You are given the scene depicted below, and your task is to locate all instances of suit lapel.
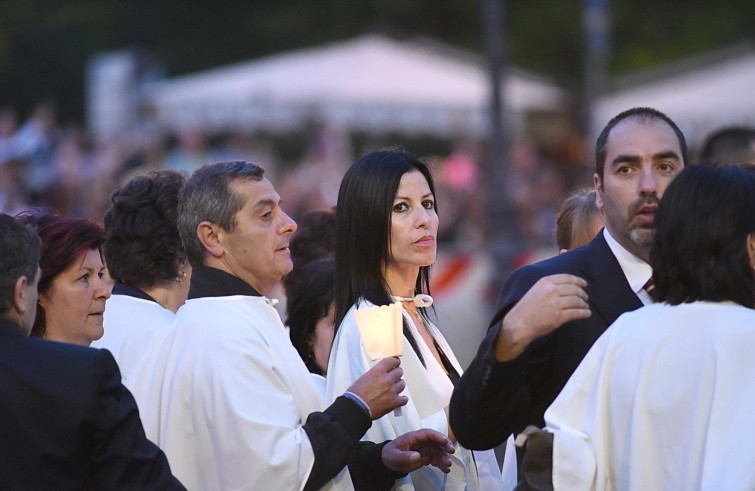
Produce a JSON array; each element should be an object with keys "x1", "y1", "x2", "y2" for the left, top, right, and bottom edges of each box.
[{"x1": 579, "y1": 232, "x2": 644, "y2": 327}]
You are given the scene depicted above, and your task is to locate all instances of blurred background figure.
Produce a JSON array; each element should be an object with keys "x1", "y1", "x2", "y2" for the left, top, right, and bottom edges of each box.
[
  {"x1": 14, "y1": 103, "x2": 59, "y2": 204},
  {"x1": 285, "y1": 258, "x2": 336, "y2": 393},
  {"x1": 283, "y1": 206, "x2": 337, "y2": 392},
  {"x1": 15, "y1": 210, "x2": 111, "y2": 346},
  {"x1": 164, "y1": 125, "x2": 211, "y2": 175},
  {"x1": 555, "y1": 187, "x2": 604, "y2": 253},
  {"x1": 91, "y1": 170, "x2": 189, "y2": 440},
  {"x1": 0, "y1": 108, "x2": 23, "y2": 213},
  {"x1": 434, "y1": 140, "x2": 484, "y2": 246},
  {"x1": 283, "y1": 206, "x2": 336, "y2": 294},
  {"x1": 698, "y1": 126, "x2": 755, "y2": 166}
]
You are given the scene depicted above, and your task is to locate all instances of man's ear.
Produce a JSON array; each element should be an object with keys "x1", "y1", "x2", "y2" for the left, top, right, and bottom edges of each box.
[
  {"x1": 747, "y1": 232, "x2": 755, "y2": 270},
  {"x1": 593, "y1": 174, "x2": 604, "y2": 210},
  {"x1": 196, "y1": 221, "x2": 225, "y2": 259},
  {"x1": 12, "y1": 276, "x2": 31, "y2": 318}
]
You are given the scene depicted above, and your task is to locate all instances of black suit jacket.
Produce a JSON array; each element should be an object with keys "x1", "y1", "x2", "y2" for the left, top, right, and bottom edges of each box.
[
  {"x1": 0, "y1": 319, "x2": 184, "y2": 490},
  {"x1": 450, "y1": 231, "x2": 643, "y2": 450}
]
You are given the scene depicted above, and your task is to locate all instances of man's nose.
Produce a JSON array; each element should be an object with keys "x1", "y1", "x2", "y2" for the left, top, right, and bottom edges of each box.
[
  {"x1": 279, "y1": 212, "x2": 297, "y2": 234},
  {"x1": 639, "y1": 168, "x2": 658, "y2": 194}
]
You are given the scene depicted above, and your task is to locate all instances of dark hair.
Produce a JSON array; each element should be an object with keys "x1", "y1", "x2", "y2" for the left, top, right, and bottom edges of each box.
[
  {"x1": 15, "y1": 210, "x2": 105, "y2": 336},
  {"x1": 555, "y1": 188, "x2": 603, "y2": 250},
  {"x1": 283, "y1": 207, "x2": 337, "y2": 297},
  {"x1": 0, "y1": 214, "x2": 40, "y2": 317},
  {"x1": 335, "y1": 148, "x2": 436, "y2": 365},
  {"x1": 651, "y1": 164, "x2": 755, "y2": 307},
  {"x1": 104, "y1": 170, "x2": 186, "y2": 289},
  {"x1": 178, "y1": 161, "x2": 265, "y2": 266},
  {"x1": 286, "y1": 258, "x2": 335, "y2": 376},
  {"x1": 595, "y1": 107, "x2": 689, "y2": 180},
  {"x1": 698, "y1": 126, "x2": 755, "y2": 165}
]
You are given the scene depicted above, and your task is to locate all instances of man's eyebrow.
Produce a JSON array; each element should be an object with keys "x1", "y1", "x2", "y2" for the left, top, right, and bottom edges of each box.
[
  {"x1": 251, "y1": 198, "x2": 277, "y2": 211},
  {"x1": 610, "y1": 154, "x2": 641, "y2": 167},
  {"x1": 610, "y1": 150, "x2": 680, "y2": 167},
  {"x1": 652, "y1": 151, "x2": 680, "y2": 162}
]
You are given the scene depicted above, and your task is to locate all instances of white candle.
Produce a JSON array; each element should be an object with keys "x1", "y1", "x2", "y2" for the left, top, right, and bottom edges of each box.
[{"x1": 354, "y1": 301, "x2": 404, "y2": 360}]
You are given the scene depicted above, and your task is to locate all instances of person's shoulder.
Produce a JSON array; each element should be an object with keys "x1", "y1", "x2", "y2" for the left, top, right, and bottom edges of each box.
[
  {"x1": 509, "y1": 246, "x2": 589, "y2": 282},
  {"x1": 24, "y1": 338, "x2": 118, "y2": 379},
  {"x1": 515, "y1": 234, "x2": 606, "y2": 278},
  {"x1": 24, "y1": 338, "x2": 121, "y2": 391},
  {"x1": 335, "y1": 302, "x2": 362, "y2": 332},
  {"x1": 26, "y1": 336, "x2": 99, "y2": 358}
]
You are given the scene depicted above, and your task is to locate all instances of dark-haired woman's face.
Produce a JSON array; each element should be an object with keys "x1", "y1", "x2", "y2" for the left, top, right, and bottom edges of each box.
[
  {"x1": 386, "y1": 170, "x2": 438, "y2": 277},
  {"x1": 38, "y1": 248, "x2": 112, "y2": 346}
]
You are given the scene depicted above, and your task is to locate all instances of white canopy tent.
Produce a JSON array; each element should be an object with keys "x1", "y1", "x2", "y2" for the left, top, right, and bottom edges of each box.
[
  {"x1": 145, "y1": 34, "x2": 568, "y2": 137},
  {"x1": 595, "y1": 44, "x2": 755, "y2": 146}
]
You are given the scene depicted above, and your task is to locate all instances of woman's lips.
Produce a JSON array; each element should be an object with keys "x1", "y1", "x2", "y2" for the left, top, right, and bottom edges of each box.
[{"x1": 414, "y1": 236, "x2": 435, "y2": 246}]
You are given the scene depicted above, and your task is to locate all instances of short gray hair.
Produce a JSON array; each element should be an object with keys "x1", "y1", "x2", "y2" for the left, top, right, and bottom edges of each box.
[
  {"x1": 0, "y1": 214, "x2": 40, "y2": 316},
  {"x1": 178, "y1": 161, "x2": 265, "y2": 266}
]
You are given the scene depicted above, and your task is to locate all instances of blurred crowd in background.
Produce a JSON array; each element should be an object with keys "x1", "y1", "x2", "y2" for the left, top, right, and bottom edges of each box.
[{"x1": 0, "y1": 100, "x2": 573, "y2": 262}]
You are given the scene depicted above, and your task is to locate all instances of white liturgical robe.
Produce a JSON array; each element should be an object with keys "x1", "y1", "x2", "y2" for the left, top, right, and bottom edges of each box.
[
  {"x1": 327, "y1": 300, "x2": 503, "y2": 491},
  {"x1": 544, "y1": 301, "x2": 755, "y2": 491},
  {"x1": 158, "y1": 295, "x2": 352, "y2": 491},
  {"x1": 92, "y1": 292, "x2": 175, "y2": 442}
]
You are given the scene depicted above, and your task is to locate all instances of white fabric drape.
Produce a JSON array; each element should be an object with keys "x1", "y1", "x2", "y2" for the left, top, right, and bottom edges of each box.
[
  {"x1": 327, "y1": 299, "x2": 503, "y2": 490},
  {"x1": 159, "y1": 296, "x2": 352, "y2": 491},
  {"x1": 545, "y1": 302, "x2": 755, "y2": 491}
]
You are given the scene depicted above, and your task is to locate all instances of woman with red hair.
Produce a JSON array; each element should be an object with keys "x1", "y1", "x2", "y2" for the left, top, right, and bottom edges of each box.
[{"x1": 16, "y1": 210, "x2": 111, "y2": 345}]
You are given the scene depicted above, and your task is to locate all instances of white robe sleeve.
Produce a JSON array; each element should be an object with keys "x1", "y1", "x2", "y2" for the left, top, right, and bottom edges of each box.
[{"x1": 543, "y1": 324, "x2": 620, "y2": 491}]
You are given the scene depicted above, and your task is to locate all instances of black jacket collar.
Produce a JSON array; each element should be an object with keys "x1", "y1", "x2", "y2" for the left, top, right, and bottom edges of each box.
[
  {"x1": 188, "y1": 265, "x2": 262, "y2": 300},
  {"x1": 112, "y1": 282, "x2": 157, "y2": 303},
  {"x1": 0, "y1": 319, "x2": 26, "y2": 338}
]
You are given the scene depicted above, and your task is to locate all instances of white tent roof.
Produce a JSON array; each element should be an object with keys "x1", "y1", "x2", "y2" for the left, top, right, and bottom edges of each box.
[
  {"x1": 146, "y1": 34, "x2": 568, "y2": 136},
  {"x1": 595, "y1": 45, "x2": 755, "y2": 145}
]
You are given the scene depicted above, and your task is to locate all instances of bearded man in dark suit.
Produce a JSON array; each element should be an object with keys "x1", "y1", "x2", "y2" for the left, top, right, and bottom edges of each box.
[{"x1": 450, "y1": 107, "x2": 689, "y2": 453}]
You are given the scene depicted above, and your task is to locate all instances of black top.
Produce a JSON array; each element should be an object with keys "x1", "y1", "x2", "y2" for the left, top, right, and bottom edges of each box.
[
  {"x1": 113, "y1": 281, "x2": 157, "y2": 302},
  {"x1": 188, "y1": 265, "x2": 261, "y2": 299},
  {"x1": 0, "y1": 319, "x2": 184, "y2": 490},
  {"x1": 189, "y1": 265, "x2": 404, "y2": 490}
]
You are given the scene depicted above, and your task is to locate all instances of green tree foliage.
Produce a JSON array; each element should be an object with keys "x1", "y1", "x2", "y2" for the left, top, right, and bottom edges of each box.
[{"x1": 0, "y1": 0, "x2": 753, "y2": 121}]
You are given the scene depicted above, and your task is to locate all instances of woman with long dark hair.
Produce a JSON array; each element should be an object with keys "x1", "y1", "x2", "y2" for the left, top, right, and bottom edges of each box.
[{"x1": 326, "y1": 149, "x2": 502, "y2": 490}]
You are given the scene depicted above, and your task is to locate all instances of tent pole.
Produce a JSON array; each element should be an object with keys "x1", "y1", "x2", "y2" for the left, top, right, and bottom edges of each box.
[{"x1": 482, "y1": 0, "x2": 518, "y2": 300}]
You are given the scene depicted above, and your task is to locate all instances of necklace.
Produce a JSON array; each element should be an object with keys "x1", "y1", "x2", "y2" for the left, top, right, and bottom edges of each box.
[
  {"x1": 390, "y1": 294, "x2": 433, "y2": 308},
  {"x1": 400, "y1": 301, "x2": 431, "y2": 334}
]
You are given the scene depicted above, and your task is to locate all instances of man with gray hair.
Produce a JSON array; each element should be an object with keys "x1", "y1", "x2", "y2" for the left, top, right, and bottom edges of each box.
[{"x1": 158, "y1": 161, "x2": 454, "y2": 490}]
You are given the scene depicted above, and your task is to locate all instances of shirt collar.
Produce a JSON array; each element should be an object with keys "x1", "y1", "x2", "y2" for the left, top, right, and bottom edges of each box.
[
  {"x1": 602, "y1": 228, "x2": 653, "y2": 303},
  {"x1": 188, "y1": 265, "x2": 262, "y2": 300},
  {"x1": 112, "y1": 282, "x2": 157, "y2": 303}
]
